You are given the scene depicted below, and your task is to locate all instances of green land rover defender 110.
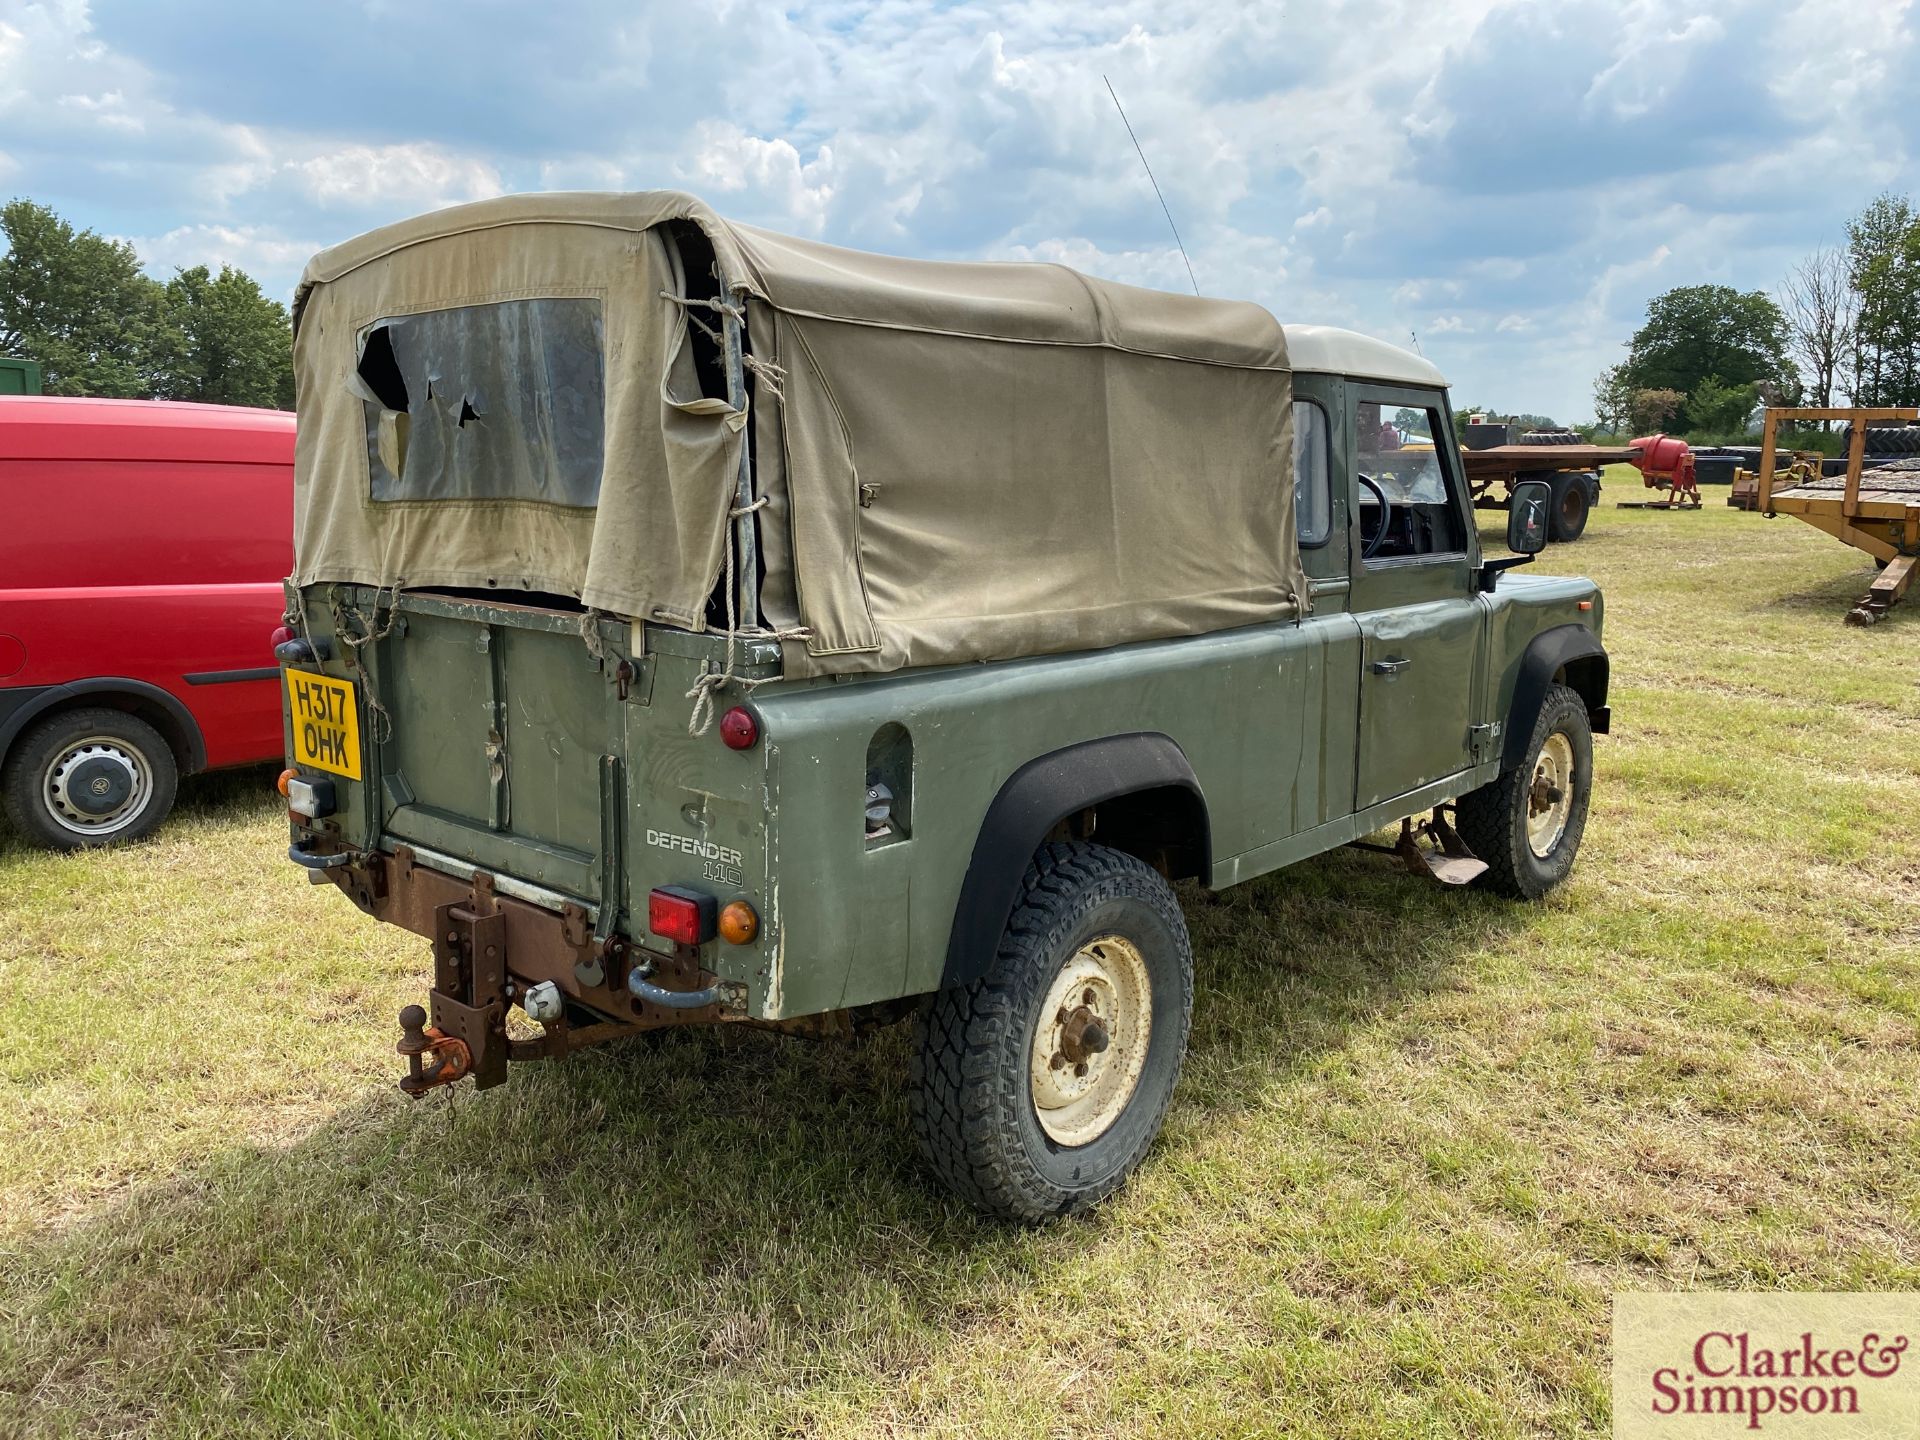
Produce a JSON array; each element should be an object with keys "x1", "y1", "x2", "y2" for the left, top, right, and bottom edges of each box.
[{"x1": 278, "y1": 192, "x2": 1607, "y2": 1221}]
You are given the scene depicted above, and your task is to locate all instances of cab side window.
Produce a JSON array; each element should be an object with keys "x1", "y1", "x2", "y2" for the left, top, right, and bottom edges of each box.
[
  {"x1": 1294, "y1": 399, "x2": 1331, "y2": 547},
  {"x1": 1355, "y1": 402, "x2": 1465, "y2": 561}
]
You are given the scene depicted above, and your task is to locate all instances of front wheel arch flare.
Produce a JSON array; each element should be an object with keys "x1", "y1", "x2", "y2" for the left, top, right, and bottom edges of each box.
[
  {"x1": 942, "y1": 733, "x2": 1210, "y2": 992},
  {"x1": 1501, "y1": 624, "x2": 1607, "y2": 772}
]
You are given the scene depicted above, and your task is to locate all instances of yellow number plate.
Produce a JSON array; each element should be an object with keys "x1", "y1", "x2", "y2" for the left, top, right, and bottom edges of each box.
[{"x1": 285, "y1": 669, "x2": 362, "y2": 780}]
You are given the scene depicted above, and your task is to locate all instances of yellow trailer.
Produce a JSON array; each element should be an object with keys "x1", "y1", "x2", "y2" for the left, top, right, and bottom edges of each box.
[{"x1": 1752, "y1": 406, "x2": 1920, "y2": 624}]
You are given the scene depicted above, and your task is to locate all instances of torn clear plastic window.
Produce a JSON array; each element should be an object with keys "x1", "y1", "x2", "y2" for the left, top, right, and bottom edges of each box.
[{"x1": 356, "y1": 297, "x2": 605, "y2": 506}]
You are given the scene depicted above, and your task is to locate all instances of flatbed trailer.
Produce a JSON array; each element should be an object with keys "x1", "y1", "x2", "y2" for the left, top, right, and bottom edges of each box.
[
  {"x1": 1459, "y1": 444, "x2": 1641, "y2": 543},
  {"x1": 1460, "y1": 444, "x2": 1640, "y2": 483},
  {"x1": 1753, "y1": 405, "x2": 1920, "y2": 624}
]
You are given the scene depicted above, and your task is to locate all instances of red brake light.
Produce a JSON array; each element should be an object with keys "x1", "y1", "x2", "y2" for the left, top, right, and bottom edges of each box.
[
  {"x1": 270, "y1": 625, "x2": 293, "y2": 654},
  {"x1": 648, "y1": 886, "x2": 717, "y2": 946},
  {"x1": 719, "y1": 706, "x2": 759, "y2": 750}
]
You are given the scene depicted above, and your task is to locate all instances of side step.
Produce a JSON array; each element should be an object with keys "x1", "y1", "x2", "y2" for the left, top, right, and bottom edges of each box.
[{"x1": 1351, "y1": 809, "x2": 1489, "y2": 887}]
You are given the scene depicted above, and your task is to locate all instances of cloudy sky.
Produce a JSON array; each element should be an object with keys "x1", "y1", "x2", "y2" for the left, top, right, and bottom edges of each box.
[{"x1": 1, "y1": 0, "x2": 1914, "y2": 419}]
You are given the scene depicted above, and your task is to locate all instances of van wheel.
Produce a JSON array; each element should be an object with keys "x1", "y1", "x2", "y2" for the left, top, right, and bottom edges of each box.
[
  {"x1": 2, "y1": 708, "x2": 178, "y2": 850},
  {"x1": 910, "y1": 841, "x2": 1193, "y2": 1222},
  {"x1": 1454, "y1": 683, "x2": 1592, "y2": 900}
]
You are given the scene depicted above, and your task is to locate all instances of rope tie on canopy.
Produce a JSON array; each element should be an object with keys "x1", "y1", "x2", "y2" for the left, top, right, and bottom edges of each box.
[
  {"x1": 659, "y1": 291, "x2": 787, "y2": 401},
  {"x1": 329, "y1": 582, "x2": 401, "y2": 744},
  {"x1": 684, "y1": 496, "x2": 812, "y2": 737}
]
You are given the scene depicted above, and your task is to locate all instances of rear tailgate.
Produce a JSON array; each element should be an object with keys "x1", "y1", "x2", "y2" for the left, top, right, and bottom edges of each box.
[{"x1": 371, "y1": 592, "x2": 617, "y2": 903}]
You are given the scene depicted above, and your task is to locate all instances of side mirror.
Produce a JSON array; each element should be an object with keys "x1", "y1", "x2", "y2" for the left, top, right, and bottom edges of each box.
[{"x1": 1507, "y1": 479, "x2": 1550, "y2": 555}]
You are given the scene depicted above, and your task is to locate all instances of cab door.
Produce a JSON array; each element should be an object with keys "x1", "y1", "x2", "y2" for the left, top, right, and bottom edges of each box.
[{"x1": 1346, "y1": 385, "x2": 1485, "y2": 812}]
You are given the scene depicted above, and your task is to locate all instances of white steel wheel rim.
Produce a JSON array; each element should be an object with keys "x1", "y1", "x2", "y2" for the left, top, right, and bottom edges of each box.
[
  {"x1": 1029, "y1": 935, "x2": 1153, "y2": 1147},
  {"x1": 1527, "y1": 732, "x2": 1575, "y2": 858},
  {"x1": 41, "y1": 735, "x2": 152, "y2": 837}
]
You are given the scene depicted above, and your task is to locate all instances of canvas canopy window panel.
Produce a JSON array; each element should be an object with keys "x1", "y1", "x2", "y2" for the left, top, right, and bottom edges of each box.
[{"x1": 292, "y1": 191, "x2": 1306, "y2": 675}]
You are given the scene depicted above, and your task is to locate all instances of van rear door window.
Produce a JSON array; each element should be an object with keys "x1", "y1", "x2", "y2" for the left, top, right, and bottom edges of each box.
[{"x1": 357, "y1": 297, "x2": 605, "y2": 507}]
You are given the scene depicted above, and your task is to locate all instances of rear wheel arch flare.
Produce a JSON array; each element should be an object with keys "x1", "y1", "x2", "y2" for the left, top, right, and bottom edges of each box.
[{"x1": 943, "y1": 732, "x2": 1210, "y2": 991}]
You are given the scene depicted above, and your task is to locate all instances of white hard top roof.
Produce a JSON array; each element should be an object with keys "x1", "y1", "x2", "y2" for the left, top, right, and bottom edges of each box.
[{"x1": 1283, "y1": 325, "x2": 1448, "y2": 389}]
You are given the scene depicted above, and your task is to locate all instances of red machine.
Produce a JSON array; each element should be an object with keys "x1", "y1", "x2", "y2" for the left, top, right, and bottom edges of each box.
[
  {"x1": 0, "y1": 396, "x2": 295, "y2": 847},
  {"x1": 1629, "y1": 432, "x2": 1699, "y2": 507}
]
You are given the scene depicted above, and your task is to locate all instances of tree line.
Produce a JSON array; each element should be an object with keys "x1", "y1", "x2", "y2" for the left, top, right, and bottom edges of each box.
[
  {"x1": 0, "y1": 199, "x2": 294, "y2": 409},
  {"x1": 1592, "y1": 191, "x2": 1920, "y2": 437}
]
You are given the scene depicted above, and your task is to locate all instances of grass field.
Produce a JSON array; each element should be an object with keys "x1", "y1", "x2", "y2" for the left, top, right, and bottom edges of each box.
[{"x1": 3, "y1": 484, "x2": 1917, "y2": 1438}]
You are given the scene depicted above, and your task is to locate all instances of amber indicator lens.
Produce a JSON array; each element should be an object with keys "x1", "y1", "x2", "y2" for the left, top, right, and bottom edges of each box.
[
  {"x1": 719, "y1": 900, "x2": 758, "y2": 944},
  {"x1": 719, "y1": 706, "x2": 759, "y2": 750},
  {"x1": 275, "y1": 767, "x2": 298, "y2": 797}
]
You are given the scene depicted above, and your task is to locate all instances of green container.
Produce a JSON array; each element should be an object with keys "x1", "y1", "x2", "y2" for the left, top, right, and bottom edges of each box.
[{"x1": 0, "y1": 358, "x2": 42, "y2": 395}]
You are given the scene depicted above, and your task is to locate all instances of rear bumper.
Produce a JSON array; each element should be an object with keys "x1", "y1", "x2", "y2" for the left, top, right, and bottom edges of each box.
[{"x1": 299, "y1": 839, "x2": 746, "y2": 1091}]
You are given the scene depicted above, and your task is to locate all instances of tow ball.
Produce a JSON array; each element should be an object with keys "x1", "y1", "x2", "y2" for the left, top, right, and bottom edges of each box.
[{"x1": 396, "y1": 1004, "x2": 473, "y2": 1097}]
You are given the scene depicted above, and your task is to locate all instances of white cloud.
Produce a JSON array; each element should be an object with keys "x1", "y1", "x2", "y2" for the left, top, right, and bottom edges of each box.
[
  {"x1": 682, "y1": 123, "x2": 836, "y2": 232},
  {"x1": 120, "y1": 222, "x2": 323, "y2": 282},
  {"x1": 282, "y1": 144, "x2": 504, "y2": 211}
]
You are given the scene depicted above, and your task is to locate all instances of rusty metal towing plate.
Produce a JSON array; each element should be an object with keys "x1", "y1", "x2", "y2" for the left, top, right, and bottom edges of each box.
[{"x1": 430, "y1": 899, "x2": 508, "y2": 1089}]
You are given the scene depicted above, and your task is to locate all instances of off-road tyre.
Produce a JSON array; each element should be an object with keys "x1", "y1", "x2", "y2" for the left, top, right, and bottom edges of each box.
[
  {"x1": 1547, "y1": 471, "x2": 1592, "y2": 542},
  {"x1": 1, "y1": 707, "x2": 179, "y2": 850},
  {"x1": 1455, "y1": 683, "x2": 1592, "y2": 901},
  {"x1": 1840, "y1": 424, "x2": 1920, "y2": 458},
  {"x1": 910, "y1": 841, "x2": 1194, "y2": 1223}
]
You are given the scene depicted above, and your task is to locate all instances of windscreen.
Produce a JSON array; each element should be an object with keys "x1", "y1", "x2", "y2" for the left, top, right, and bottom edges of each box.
[{"x1": 356, "y1": 297, "x2": 605, "y2": 507}]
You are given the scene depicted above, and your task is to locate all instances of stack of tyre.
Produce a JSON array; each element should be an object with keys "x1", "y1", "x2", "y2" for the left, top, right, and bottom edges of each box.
[
  {"x1": 1813, "y1": 425, "x2": 1920, "y2": 478},
  {"x1": 1837, "y1": 423, "x2": 1920, "y2": 458}
]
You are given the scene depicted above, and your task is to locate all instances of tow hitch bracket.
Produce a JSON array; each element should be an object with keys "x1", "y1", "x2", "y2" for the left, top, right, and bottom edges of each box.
[{"x1": 398, "y1": 897, "x2": 511, "y2": 1094}]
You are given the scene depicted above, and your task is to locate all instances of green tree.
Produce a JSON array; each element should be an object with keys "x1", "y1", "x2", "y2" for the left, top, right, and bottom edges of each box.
[
  {"x1": 1591, "y1": 364, "x2": 1633, "y2": 433},
  {"x1": 156, "y1": 265, "x2": 294, "y2": 409},
  {"x1": 1845, "y1": 192, "x2": 1920, "y2": 406},
  {"x1": 1686, "y1": 375, "x2": 1759, "y2": 435},
  {"x1": 0, "y1": 199, "x2": 169, "y2": 395},
  {"x1": 1619, "y1": 284, "x2": 1794, "y2": 425}
]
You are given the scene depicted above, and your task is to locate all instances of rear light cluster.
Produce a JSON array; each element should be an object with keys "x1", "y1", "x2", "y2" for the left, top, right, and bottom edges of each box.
[
  {"x1": 286, "y1": 776, "x2": 337, "y2": 819},
  {"x1": 270, "y1": 623, "x2": 328, "y2": 664},
  {"x1": 648, "y1": 886, "x2": 758, "y2": 947},
  {"x1": 277, "y1": 768, "x2": 336, "y2": 819},
  {"x1": 718, "y1": 900, "x2": 758, "y2": 944},
  {"x1": 719, "y1": 706, "x2": 758, "y2": 750},
  {"x1": 648, "y1": 886, "x2": 717, "y2": 945}
]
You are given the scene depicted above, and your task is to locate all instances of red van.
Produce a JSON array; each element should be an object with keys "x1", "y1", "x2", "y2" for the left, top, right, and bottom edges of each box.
[{"x1": 0, "y1": 396, "x2": 294, "y2": 848}]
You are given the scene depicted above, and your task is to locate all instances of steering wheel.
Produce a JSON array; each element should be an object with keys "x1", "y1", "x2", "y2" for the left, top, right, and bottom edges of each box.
[{"x1": 1355, "y1": 473, "x2": 1390, "y2": 560}]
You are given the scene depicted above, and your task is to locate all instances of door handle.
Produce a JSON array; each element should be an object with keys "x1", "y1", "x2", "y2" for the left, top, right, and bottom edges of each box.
[{"x1": 1371, "y1": 657, "x2": 1411, "y2": 675}]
